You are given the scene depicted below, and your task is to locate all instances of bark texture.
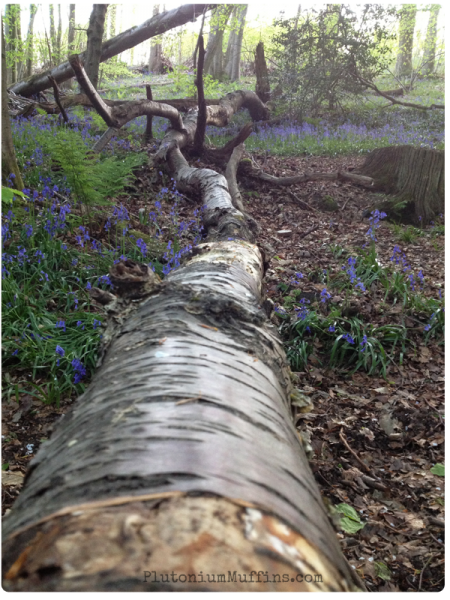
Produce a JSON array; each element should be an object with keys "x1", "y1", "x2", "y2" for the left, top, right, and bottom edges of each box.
[
  {"x1": 85, "y1": 4, "x2": 108, "y2": 90},
  {"x1": 254, "y1": 41, "x2": 270, "y2": 103},
  {"x1": 358, "y1": 145, "x2": 444, "y2": 224},
  {"x1": 2, "y1": 73, "x2": 360, "y2": 592},
  {"x1": 9, "y1": 4, "x2": 209, "y2": 97}
]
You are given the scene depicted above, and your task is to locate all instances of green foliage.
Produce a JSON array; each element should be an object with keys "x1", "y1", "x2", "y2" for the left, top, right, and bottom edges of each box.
[
  {"x1": 270, "y1": 5, "x2": 397, "y2": 119},
  {"x1": 336, "y1": 503, "x2": 365, "y2": 533},
  {"x1": 51, "y1": 130, "x2": 146, "y2": 208},
  {"x1": 430, "y1": 463, "x2": 445, "y2": 477},
  {"x1": 99, "y1": 59, "x2": 133, "y2": 83}
]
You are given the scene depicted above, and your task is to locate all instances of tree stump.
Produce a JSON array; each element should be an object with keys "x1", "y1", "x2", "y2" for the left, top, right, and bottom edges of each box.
[{"x1": 358, "y1": 145, "x2": 444, "y2": 224}]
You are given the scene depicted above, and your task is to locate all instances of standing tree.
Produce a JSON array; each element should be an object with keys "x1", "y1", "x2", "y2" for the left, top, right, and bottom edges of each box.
[
  {"x1": 49, "y1": 4, "x2": 56, "y2": 66},
  {"x1": 56, "y1": 4, "x2": 62, "y2": 64},
  {"x1": 2, "y1": 18, "x2": 24, "y2": 189},
  {"x1": 25, "y1": 4, "x2": 38, "y2": 77},
  {"x1": 84, "y1": 4, "x2": 109, "y2": 90},
  {"x1": 68, "y1": 4, "x2": 76, "y2": 53},
  {"x1": 395, "y1": 4, "x2": 417, "y2": 79},
  {"x1": 4, "y1": 4, "x2": 23, "y2": 84},
  {"x1": 10, "y1": 4, "x2": 210, "y2": 97},
  {"x1": 148, "y1": 5, "x2": 163, "y2": 73},
  {"x1": 224, "y1": 4, "x2": 248, "y2": 81},
  {"x1": 203, "y1": 4, "x2": 233, "y2": 78},
  {"x1": 422, "y1": 4, "x2": 440, "y2": 76},
  {"x1": 109, "y1": 3, "x2": 117, "y2": 62}
]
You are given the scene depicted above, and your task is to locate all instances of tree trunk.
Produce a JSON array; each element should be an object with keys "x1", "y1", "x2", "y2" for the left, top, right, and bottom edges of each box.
[
  {"x1": 85, "y1": 4, "x2": 108, "y2": 90},
  {"x1": 395, "y1": 5, "x2": 417, "y2": 79},
  {"x1": 225, "y1": 3, "x2": 248, "y2": 81},
  {"x1": 49, "y1": 4, "x2": 55, "y2": 66},
  {"x1": 203, "y1": 5, "x2": 233, "y2": 78},
  {"x1": 68, "y1": 4, "x2": 76, "y2": 52},
  {"x1": 422, "y1": 5, "x2": 440, "y2": 76},
  {"x1": 148, "y1": 5, "x2": 163, "y2": 73},
  {"x1": 2, "y1": 18, "x2": 24, "y2": 189},
  {"x1": 4, "y1": 4, "x2": 21, "y2": 85},
  {"x1": 358, "y1": 146, "x2": 444, "y2": 225},
  {"x1": 254, "y1": 41, "x2": 270, "y2": 103},
  {"x1": 56, "y1": 4, "x2": 62, "y2": 65},
  {"x1": 9, "y1": 4, "x2": 209, "y2": 97},
  {"x1": 25, "y1": 4, "x2": 38, "y2": 78},
  {"x1": 294, "y1": 4, "x2": 301, "y2": 31},
  {"x1": 2, "y1": 65, "x2": 360, "y2": 591},
  {"x1": 225, "y1": 5, "x2": 247, "y2": 82}
]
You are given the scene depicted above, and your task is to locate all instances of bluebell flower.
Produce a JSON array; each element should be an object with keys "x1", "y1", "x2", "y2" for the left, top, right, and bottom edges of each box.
[
  {"x1": 328, "y1": 325, "x2": 336, "y2": 332},
  {"x1": 342, "y1": 333, "x2": 355, "y2": 344},
  {"x1": 55, "y1": 320, "x2": 66, "y2": 332}
]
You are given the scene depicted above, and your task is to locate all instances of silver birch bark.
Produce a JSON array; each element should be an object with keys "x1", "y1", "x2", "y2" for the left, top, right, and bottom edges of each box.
[{"x1": 2, "y1": 63, "x2": 361, "y2": 592}]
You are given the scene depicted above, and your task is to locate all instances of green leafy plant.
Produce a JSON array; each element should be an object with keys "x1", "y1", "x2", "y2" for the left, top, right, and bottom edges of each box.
[
  {"x1": 335, "y1": 503, "x2": 365, "y2": 533},
  {"x1": 430, "y1": 463, "x2": 445, "y2": 477}
]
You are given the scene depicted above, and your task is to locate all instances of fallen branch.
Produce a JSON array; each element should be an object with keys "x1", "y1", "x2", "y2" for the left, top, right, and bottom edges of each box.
[
  {"x1": 288, "y1": 191, "x2": 320, "y2": 213},
  {"x1": 242, "y1": 164, "x2": 374, "y2": 188},
  {"x1": 225, "y1": 144, "x2": 246, "y2": 212},
  {"x1": 47, "y1": 76, "x2": 69, "y2": 122},
  {"x1": 354, "y1": 73, "x2": 444, "y2": 111}
]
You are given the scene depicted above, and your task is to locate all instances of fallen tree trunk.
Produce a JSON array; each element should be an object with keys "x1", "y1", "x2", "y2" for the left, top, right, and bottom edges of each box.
[
  {"x1": 2, "y1": 62, "x2": 362, "y2": 593},
  {"x1": 8, "y1": 4, "x2": 209, "y2": 97}
]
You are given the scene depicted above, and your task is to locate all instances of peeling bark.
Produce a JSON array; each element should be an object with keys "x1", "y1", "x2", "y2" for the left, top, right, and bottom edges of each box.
[{"x1": 2, "y1": 66, "x2": 362, "y2": 593}]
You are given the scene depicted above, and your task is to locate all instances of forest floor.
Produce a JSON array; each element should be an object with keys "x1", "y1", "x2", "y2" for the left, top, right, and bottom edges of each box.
[{"x1": 2, "y1": 150, "x2": 444, "y2": 592}]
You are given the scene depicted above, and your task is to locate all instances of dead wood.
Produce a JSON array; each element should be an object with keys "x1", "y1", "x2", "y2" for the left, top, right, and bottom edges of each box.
[
  {"x1": 145, "y1": 84, "x2": 153, "y2": 142},
  {"x1": 47, "y1": 76, "x2": 68, "y2": 122},
  {"x1": 254, "y1": 41, "x2": 270, "y2": 103},
  {"x1": 354, "y1": 73, "x2": 444, "y2": 111},
  {"x1": 9, "y1": 4, "x2": 210, "y2": 97},
  {"x1": 192, "y1": 35, "x2": 206, "y2": 155},
  {"x1": 225, "y1": 143, "x2": 246, "y2": 212},
  {"x1": 2, "y1": 60, "x2": 362, "y2": 594},
  {"x1": 357, "y1": 145, "x2": 444, "y2": 224},
  {"x1": 240, "y1": 162, "x2": 374, "y2": 188}
]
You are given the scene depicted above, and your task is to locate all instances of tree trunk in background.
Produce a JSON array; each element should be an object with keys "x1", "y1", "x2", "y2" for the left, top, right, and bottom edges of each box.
[
  {"x1": 10, "y1": 4, "x2": 209, "y2": 97},
  {"x1": 49, "y1": 4, "x2": 56, "y2": 65},
  {"x1": 4, "y1": 4, "x2": 21, "y2": 85},
  {"x1": 204, "y1": 5, "x2": 233, "y2": 78},
  {"x1": 2, "y1": 19, "x2": 24, "y2": 189},
  {"x1": 358, "y1": 146, "x2": 444, "y2": 225},
  {"x1": 4, "y1": 5, "x2": 12, "y2": 85},
  {"x1": 68, "y1": 4, "x2": 76, "y2": 52},
  {"x1": 148, "y1": 5, "x2": 163, "y2": 73},
  {"x1": 85, "y1": 4, "x2": 109, "y2": 90},
  {"x1": 395, "y1": 4, "x2": 416, "y2": 79},
  {"x1": 225, "y1": 5, "x2": 247, "y2": 82},
  {"x1": 108, "y1": 4, "x2": 117, "y2": 62},
  {"x1": 422, "y1": 5, "x2": 440, "y2": 76},
  {"x1": 25, "y1": 4, "x2": 38, "y2": 77},
  {"x1": 56, "y1": 4, "x2": 62, "y2": 64},
  {"x1": 254, "y1": 41, "x2": 270, "y2": 103},
  {"x1": 294, "y1": 4, "x2": 301, "y2": 30}
]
